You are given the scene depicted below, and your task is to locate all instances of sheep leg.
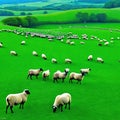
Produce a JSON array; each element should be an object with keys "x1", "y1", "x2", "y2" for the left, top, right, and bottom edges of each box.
[
  {"x1": 36, "y1": 74, "x2": 39, "y2": 79},
  {"x1": 68, "y1": 102, "x2": 70, "y2": 110},
  {"x1": 30, "y1": 75, "x2": 32, "y2": 80},
  {"x1": 6, "y1": 105, "x2": 10, "y2": 114},
  {"x1": 65, "y1": 103, "x2": 67, "y2": 109},
  {"x1": 62, "y1": 78, "x2": 64, "y2": 83},
  {"x1": 27, "y1": 74, "x2": 30, "y2": 79},
  {"x1": 60, "y1": 105, "x2": 63, "y2": 112},
  {"x1": 10, "y1": 106, "x2": 14, "y2": 113}
]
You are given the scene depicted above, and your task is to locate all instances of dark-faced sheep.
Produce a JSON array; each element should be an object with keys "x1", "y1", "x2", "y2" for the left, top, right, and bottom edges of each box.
[
  {"x1": 6, "y1": 89, "x2": 30, "y2": 113},
  {"x1": 52, "y1": 93, "x2": 71, "y2": 112}
]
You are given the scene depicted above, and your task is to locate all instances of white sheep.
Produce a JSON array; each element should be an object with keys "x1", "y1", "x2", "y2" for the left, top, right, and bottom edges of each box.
[
  {"x1": 97, "y1": 57, "x2": 104, "y2": 63},
  {"x1": 42, "y1": 69, "x2": 50, "y2": 80},
  {"x1": 52, "y1": 93, "x2": 71, "y2": 112},
  {"x1": 51, "y1": 58, "x2": 57, "y2": 63},
  {"x1": 69, "y1": 72, "x2": 85, "y2": 84},
  {"x1": 88, "y1": 55, "x2": 93, "y2": 61},
  {"x1": 27, "y1": 68, "x2": 43, "y2": 79},
  {"x1": 0, "y1": 42, "x2": 3, "y2": 47},
  {"x1": 104, "y1": 41, "x2": 109, "y2": 46},
  {"x1": 10, "y1": 51, "x2": 18, "y2": 56},
  {"x1": 6, "y1": 89, "x2": 30, "y2": 113},
  {"x1": 41, "y1": 54, "x2": 47, "y2": 60},
  {"x1": 70, "y1": 41, "x2": 75, "y2": 45},
  {"x1": 65, "y1": 58, "x2": 72, "y2": 64},
  {"x1": 21, "y1": 41, "x2": 26, "y2": 45},
  {"x1": 80, "y1": 68, "x2": 91, "y2": 74},
  {"x1": 32, "y1": 51, "x2": 38, "y2": 56},
  {"x1": 53, "y1": 68, "x2": 70, "y2": 83}
]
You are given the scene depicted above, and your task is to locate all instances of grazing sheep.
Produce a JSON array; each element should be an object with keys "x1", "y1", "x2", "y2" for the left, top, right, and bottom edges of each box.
[
  {"x1": 80, "y1": 68, "x2": 91, "y2": 74},
  {"x1": 88, "y1": 55, "x2": 93, "y2": 61},
  {"x1": 41, "y1": 54, "x2": 47, "y2": 60},
  {"x1": 10, "y1": 51, "x2": 18, "y2": 56},
  {"x1": 6, "y1": 89, "x2": 30, "y2": 113},
  {"x1": 32, "y1": 51, "x2": 38, "y2": 56},
  {"x1": 27, "y1": 68, "x2": 43, "y2": 79},
  {"x1": 42, "y1": 69, "x2": 50, "y2": 80},
  {"x1": 65, "y1": 58, "x2": 72, "y2": 64},
  {"x1": 97, "y1": 57, "x2": 104, "y2": 63},
  {"x1": 21, "y1": 41, "x2": 26, "y2": 45},
  {"x1": 52, "y1": 93, "x2": 71, "y2": 112},
  {"x1": 53, "y1": 68, "x2": 69, "y2": 83},
  {"x1": 70, "y1": 41, "x2": 75, "y2": 45},
  {"x1": 51, "y1": 58, "x2": 57, "y2": 63},
  {"x1": 69, "y1": 72, "x2": 85, "y2": 84}
]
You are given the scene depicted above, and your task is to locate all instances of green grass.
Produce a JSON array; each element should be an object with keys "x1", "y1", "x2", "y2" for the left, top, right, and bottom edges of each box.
[
  {"x1": 0, "y1": 23, "x2": 120, "y2": 120},
  {"x1": 34, "y1": 8, "x2": 120, "y2": 23}
]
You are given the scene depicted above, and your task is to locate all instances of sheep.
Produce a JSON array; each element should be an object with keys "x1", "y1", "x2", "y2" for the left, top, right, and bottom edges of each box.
[
  {"x1": 88, "y1": 55, "x2": 93, "y2": 61},
  {"x1": 0, "y1": 42, "x2": 3, "y2": 47},
  {"x1": 42, "y1": 69, "x2": 50, "y2": 80},
  {"x1": 27, "y1": 68, "x2": 43, "y2": 79},
  {"x1": 104, "y1": 41, "x2": 109, "y2": 46},
  {"x1": 10, "y1": 51, "x2": 18, "y2": 56},
  {"x1": 32, "y1": 51, "x2": 38, "y2": 56},
  {"x1": 69, "y1": 72, "x2": 85, "y2": 84},
  {"x1": 51, "y1": 58, "x2": 57, "y2": 63},
  {"x1": 21, "y1": 41, "x2": 26, "y2": 45},
  {"x1": 6, "y1": 89, "x2": 30, "y2": 113},
  {"x1": 53, "y1": 68, "x2": 69, "y2": 83},
  {"x1": 70, "y1": 41, "x2": 75, "y2": 45},
  {"x1": 52, "y1": 93, "x2": 71, "y2": 112},
  {"x1": 97, "y1": 57, "x2": 104, "y2": 63},
  {"x1": 65, "y1": 58, "x2": 72, "y2": 64},
  {"x1": 41, "y1": 54, "x2": 47, "y2": 60},
  {"x1": 80, "y1": 68, "x2": 91, "y2": 74}
]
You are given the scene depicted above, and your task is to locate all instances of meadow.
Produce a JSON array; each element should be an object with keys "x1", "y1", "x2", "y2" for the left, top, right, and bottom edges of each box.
[{"x1": 0, "y1": 22, "x2": 120, "y2": 120}]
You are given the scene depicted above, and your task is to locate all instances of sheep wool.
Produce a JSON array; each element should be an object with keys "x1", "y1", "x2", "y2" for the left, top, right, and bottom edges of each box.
[
  {"x1": 53, "y1": 93, "x2": 71, "y2": 112},
  {"x1": 6, "y1": 89, "x2": 30, "y2": 113}
]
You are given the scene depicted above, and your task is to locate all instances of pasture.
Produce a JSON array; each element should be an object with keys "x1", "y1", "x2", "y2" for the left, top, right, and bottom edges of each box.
[{"x1": 0, "y1": 23, "x2": 120, "y2": 120}]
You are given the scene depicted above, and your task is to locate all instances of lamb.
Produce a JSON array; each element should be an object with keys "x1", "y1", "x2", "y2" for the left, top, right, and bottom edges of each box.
[
  {"x1": 69, "y1": 72, "x2": 85, "y2": 84},
  {"x1": 80, "y1": 68, "x2": 91, "y2": 74},
  {"x1": 52, "y1": 93, "x2": 71, "y2": 112},
  {"x1": 27, "y1": 68, "x2": 43, "y2": 79},
  {"x1": 10, "y1": 50, "x2": 18, "y2": 56},
  {"x1": 42, "y1": 69, "x2": 50, "y2": 80},
  {"x1": 53, "y1": 68, "x2": 70, "y2": 83},
  {"x1": 41, "y1": 54, "x2": 47, "y2": 60},
  {"x1": 51, "y1": 58, "x2": 57, "y2": 63},
  {"x1": 97, "y1": 57, "x2": 104, "y2": 63},
  {"x1": 6, "y1": 89, "x2": 30, "y2": 113},
  {"x1": 32, "y1": 51, "x2": 38, "y2": 56},
  {"x1": 88, "y1": 55, "x2": 93, "y2": 61},
  {"x1": 65, "y1": 58, "x2": 72, "y2": 64}
]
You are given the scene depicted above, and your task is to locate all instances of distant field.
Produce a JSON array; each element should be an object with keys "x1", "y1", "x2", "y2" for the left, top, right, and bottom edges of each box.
[{"x1": 0, "y1": 22, "x2": 120, "y2": 120}]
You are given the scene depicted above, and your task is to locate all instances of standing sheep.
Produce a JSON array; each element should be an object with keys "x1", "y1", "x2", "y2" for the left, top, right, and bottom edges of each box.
[
  {"x1": 53, "y1": 68, "x2": 70, "y2": 83},
  {"x1": 0, "y1": 42, "x2": 3, "y2": 47},
  {"x1": 6, "y1": 89, "x2": 30, "y2": 113},
  {"x1": 52, "y1": 93, "x2": 71, "y2": 112},
  {"x1": 32, "y1": 51, "x2": 38, "y2": 56},
  {"x1": 69, "y1": 72, "x2": 85, "y2": 84},
  {"x1": 65, "y1": 58, "x2": 72, "y2": 64},
  {"x1": 80, "y1": 68, "x2": 91, "y2": 74},
  {"x1": 42, "y1": 69, "x2": 50, "y2": 80},
  {"x1": 97, "y1": 57, "x2": 104, "y2": 63},
  {"x1": 27, "y1": 68, "x2": 43, "y2": 79},
  {"x1": 41, "y1": 54, "x2": 47, "y2": 60},
  {"x1": 10, "y1": 51, "x2": 18, "y2": 56},
  {"x1": 51, "y1": 58, "x2": 57, "y2": 63},
  {"x1": 88, "y1": 55, "x2": 93, "y2": 61}
]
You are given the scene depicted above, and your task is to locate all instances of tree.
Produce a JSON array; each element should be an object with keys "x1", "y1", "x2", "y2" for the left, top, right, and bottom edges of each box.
[
  {"x1": 20, "y1": 12, "x2": 26, "y2": 16},
  {"x1": 89, "y1": 13, "x2": 97, "y2": 22},
  {"x1": 104, "y1": 0, "x2": 120, "y2": 8},
  {"x1": 96, "y1": 13, "x2": 107, "y2": 22}
]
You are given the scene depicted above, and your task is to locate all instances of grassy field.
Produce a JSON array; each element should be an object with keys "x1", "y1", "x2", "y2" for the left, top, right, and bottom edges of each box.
[{"x1": 0, "y1": 22, "x2": 120, "y2": 120}]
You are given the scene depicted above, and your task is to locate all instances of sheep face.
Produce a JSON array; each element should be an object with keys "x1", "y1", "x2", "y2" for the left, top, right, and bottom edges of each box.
[
  {"x1": 24, "y1": 89, "x2": 30, "y2": 95},
  {"x1": 39, "y1": 68, "x2": 43, "y2": 71},
  {"x1": 52, "y1": 106, "x2": 57, "y2": 112}
]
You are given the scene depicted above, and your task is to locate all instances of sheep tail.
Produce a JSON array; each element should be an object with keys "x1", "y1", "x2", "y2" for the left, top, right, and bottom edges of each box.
[{"x1": 6, "y1": 98, "x2": 10, "y2": 106}]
